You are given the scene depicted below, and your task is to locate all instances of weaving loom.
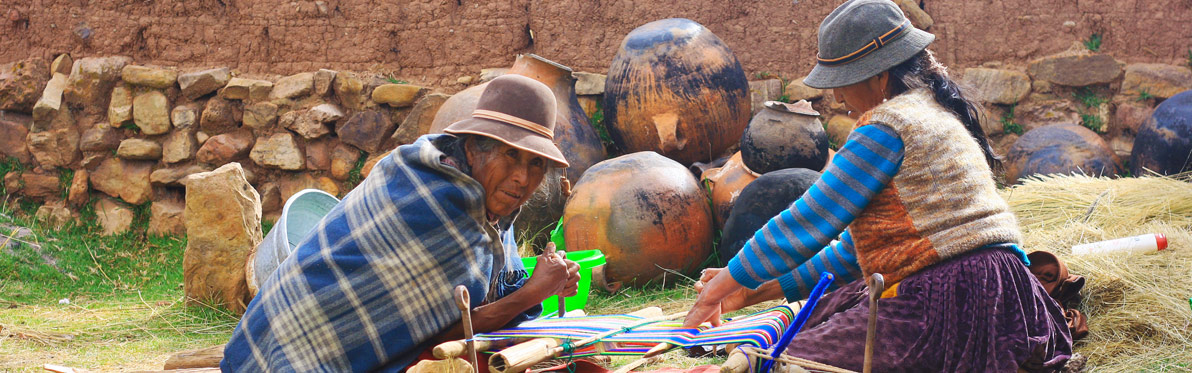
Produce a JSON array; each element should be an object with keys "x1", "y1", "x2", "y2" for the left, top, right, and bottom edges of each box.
[{"x1": 477, "y1": 305, "x2": 795, "y2": 357}]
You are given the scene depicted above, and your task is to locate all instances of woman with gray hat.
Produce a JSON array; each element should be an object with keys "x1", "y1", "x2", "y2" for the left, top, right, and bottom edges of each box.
[
  {"x1": 686, "y1": 0, "x2": 1073, "y2": 371},
  {"x1": 222, "y1": 74, "x2": 581, "y2": 372}
]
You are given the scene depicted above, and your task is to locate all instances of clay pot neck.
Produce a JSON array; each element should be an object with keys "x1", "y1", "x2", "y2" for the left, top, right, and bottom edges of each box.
[{"x1": 510, "y1": 54, "x2": 576, "y2": 93}]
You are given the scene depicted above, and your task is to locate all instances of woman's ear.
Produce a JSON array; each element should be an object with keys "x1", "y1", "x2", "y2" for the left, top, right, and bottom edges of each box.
[{"x1": 875, "y1": 71, "x2": 891, "y2": 98}]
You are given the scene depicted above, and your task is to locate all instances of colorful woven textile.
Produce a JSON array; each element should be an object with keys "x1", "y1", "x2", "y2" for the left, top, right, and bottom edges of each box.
[{"x1": 477, "y1": 305, "x2": 796, "y2": 357}]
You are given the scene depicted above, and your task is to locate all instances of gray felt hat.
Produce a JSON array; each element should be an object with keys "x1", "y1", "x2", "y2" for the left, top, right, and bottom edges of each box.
[{"x1": 803, "y1": 0, "x2": 935, "y2": 89}]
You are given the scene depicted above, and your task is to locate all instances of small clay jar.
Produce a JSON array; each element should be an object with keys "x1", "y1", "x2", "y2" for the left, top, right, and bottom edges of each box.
[{"x1": 740, "y1": 100, "x2": 829, "y2": 174}]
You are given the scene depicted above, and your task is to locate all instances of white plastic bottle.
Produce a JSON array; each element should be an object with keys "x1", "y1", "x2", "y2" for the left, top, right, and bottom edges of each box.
[{"x1": 1071, "y1": 233, "x2": 1168, "y2": 256}]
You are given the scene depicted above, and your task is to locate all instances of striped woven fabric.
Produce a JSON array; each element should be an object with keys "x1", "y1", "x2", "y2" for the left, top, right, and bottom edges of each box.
[{"x1": 476, "y1": 305, "x2": 796, "y2": 357}]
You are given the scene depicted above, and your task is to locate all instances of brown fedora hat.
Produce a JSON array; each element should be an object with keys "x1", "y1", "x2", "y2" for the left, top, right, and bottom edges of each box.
[{"x1": 444, "y1": 74, "x2": 570, "y2": 168}]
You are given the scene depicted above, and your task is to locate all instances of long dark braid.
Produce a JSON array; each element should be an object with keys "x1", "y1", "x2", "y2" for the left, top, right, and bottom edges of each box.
[{"x1": 886, "y1": 50, "x2": 1001, "y2": 172}]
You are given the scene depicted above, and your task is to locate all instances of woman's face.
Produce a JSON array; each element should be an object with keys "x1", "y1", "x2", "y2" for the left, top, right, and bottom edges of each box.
[
  {"x1": 832, "y1": 71, "x2": 890, "y2": 119},
  {"x1": 466, "y1": 138, "x2": 548, "y2": 219}
]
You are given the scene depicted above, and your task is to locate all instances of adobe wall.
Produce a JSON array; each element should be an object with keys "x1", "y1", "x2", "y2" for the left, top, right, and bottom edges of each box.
[{"x1": 4, "y1": 0, "x2": 1190, "y2": 88}]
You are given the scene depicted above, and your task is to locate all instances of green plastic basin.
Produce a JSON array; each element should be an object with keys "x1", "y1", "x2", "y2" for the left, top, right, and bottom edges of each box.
[{"x1": 522, "y1": 249, "x2": 605, "y2": 317}]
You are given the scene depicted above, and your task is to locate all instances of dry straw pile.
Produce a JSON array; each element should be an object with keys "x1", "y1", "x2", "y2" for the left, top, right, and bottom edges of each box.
[{"x1": 1002, "y1": 173, "x2": 1192, "y2": 371}]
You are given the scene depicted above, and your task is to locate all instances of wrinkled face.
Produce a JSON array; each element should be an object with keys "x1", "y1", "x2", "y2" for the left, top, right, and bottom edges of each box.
[
  {"x1": 466, "y1": 138, "x2": 548, "y2": 219},
  {"x1": 833, "y1": 71, "x2": 890, "y2": 119}
]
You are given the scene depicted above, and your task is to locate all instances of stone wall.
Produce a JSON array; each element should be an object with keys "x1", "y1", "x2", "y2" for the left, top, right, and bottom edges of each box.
[
  {"x1": 3, "y1": 0, "x2": 1190, "y2": 88},
  {"x1": 1, "y1": 0, "x2": 1191, "y2": 238}
]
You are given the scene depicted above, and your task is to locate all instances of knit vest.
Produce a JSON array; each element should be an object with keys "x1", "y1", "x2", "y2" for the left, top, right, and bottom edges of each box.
[{"x1": 850, "y1": 89, "x2": 1022, "y2": 285}]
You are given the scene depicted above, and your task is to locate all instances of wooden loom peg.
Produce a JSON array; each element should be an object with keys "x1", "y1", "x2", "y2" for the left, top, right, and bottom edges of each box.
[
  {"x1": 455, "y1": 285, "x2": 480, "y2": 373},
  {"x1": 863, "y1": 273, "x2": 884, "y2": 373},
  {"x1": 719, "y1": 347, "x2": 750, "y2": 373}
]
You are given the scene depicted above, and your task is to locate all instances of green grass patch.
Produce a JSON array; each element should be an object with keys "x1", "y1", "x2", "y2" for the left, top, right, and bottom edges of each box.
[
  {"x1": 1136, "y1": 89, "x2": 1155, "y2": 102},
  {"x1": 343, "y1": 150, "x2": 369, "y2": 195},
  {"x1": 1073, "y1": 88, "x2": 1108, "y2": 132},
  {"x1": 1083, "y1": 32, "x2": 1102, "y2": 52},
  {"x1": 0, "y1": 199, "x2": 237, "y2": 370},
  {"x1": 1001, "y1": 104, "x2": 1024, "y2": 135},
  {"x1": 588, "y1": 100, "x2": 617, "y2": 153}
]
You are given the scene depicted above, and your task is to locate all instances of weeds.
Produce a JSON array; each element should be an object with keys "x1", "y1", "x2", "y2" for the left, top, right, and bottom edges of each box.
[
  {"x1": 385, "y1": 75, "x2": 409, "y2": 85},
  {"x1": 1083, "y1": 32, "x2": 1102, "y2": 52},
  {"x1": 1186, "y1": 48, "x2": 1192, "y2": 69},
  {"x1": 57, "y1": 168, "x2": 74, "y2": 201},
  {"x1": 589, "y1": 101, "x2": 616, "y2": 152},
  {"x1": 1136, "y1": 89, "x2": 1155, "y2": 102},
  {"x1": 1074, "y1": 87, "x2": 1107, "y2": 132},
  {"x1": 1001, "y1": 104, "x2": 1024, "y2": 135},
  {"x1": 343, "y1": 150, "x2": 368, "y2": 195},
  {"x1": 0, "y1": 156, "x2": 25, "y2": 195}
]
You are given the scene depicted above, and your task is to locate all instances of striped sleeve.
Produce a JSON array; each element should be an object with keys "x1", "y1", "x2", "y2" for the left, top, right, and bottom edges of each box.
[
  {"x1": 727, "y1": 123, "x2": 904, "y2": 289},
  {"x1": 776, "y1": 230, "x2": 862, "y2": 301}
]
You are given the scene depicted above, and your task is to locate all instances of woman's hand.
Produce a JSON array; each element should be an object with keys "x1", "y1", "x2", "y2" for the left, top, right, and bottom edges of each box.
[
  {"x1": 694, "y1": 268, "x2": 751, "y2": 314},
  {"x1": 683, "y1": 268, "x2": 745, "y2": 328}
]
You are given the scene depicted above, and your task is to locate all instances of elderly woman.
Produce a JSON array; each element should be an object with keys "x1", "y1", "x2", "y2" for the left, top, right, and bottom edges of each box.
[
  {"x1": 685, "y1": 0, "x2": 1072, "y2": 371},
  {"x1": 222, "y1": 75, "x2": 580, "y2": 372}
]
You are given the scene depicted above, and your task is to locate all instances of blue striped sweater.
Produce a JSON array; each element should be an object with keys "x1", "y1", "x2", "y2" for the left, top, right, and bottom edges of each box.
[{"x1": 728, "y1": 123, "x2": 904, "y2": 299}]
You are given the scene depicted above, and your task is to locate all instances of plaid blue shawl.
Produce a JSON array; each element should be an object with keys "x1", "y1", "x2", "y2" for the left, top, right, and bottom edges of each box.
[{"x1": 222, "y1": 135, "x2": 538, "y2": 372}]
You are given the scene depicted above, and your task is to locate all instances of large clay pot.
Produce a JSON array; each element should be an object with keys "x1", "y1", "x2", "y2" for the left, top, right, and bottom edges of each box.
[
  {"x1": 741, "y1": 101, "x2": 829, "y2": 174},
  {"x1": 1131, "y1": 90, "x2": 1192, "y2": 176},
  {"x1": 562, "y1": 152, "x2": 713, "y2": 286},
  {"x1": 719, "y1": 168, "x2": 821, "y2": 264},
  {"x1": 603, "y1": 18, "x2": 751, "y2": 165},
  {"x1": 701, "y1": 152, "x2": 757, "y2": 230},
  {"x1": 1005, "y1": 123, "x2": 1122, "y2": 183},
  {"x1": 430, "y1": 54, "x2": 608, "y2": 246}
]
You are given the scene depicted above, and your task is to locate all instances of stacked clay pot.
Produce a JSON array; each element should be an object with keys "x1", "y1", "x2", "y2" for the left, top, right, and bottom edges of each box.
[
  {"x1": 603, "y1": 18, "x2": 751, "y2": 165},
  {"x1": 719, "y1": 168, "x2": 821, "y2": 264},
  {"x1": 1131, "y1": 90, "x2": 1192, "y2": 176},
  {"x1": 701, "y1": 152, "x2": 757, "y2": 230},
  {"x1": 1005, "y1": 123, "x2": 1122, "y2": 183},
  {"x1": 430, "y1": 54, "x2": 607, "y2": 245},
  {"x1": 740, "y1": 100, "x2": 829, "y2": 174},
  {"x1": 562, "y1": 152, "x2": 713, "y2": 286}
]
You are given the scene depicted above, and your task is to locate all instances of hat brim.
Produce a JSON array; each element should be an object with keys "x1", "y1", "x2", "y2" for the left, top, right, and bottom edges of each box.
[
  {"x1": 444, "y1": 117, "x2": 571, "y2": 168},
  {"x1": 803, "y1": 28, "x2": 935, "y2": 89}
]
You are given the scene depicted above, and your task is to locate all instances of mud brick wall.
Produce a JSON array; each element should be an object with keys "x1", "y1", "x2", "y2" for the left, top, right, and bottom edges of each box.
[{"x1": 4, "y1": 0, "x2": 1190, "y2": 88}]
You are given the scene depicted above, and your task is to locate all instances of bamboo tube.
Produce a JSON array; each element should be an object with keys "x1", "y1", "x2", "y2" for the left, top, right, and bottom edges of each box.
[
  {"x1": 488, "y1": 338, "x2": 560, "y2": 373},
  {"x1": 434, "y1": 339, "x2": 495, "y2": 360},
  {"x1": 407, "y1": 357, "x2": 475, "y2": 373},
  {"x1": 719, "y1": 348, "x2": 750, "y2": 373}
]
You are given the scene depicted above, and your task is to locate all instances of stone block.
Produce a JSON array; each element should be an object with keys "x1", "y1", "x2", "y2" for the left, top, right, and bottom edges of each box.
[
  {"x1": 0, "y1": 112, "x2": 32, "y2": 163},
  {"x1": 65, "y1": 56, "x2": 132, "y2": 110},
  {"x1": 963, "y1": 68, "x2": 1031, "y2": 105},
  {"x1": 196, "y1": 130, "x2": 254, "y2": 165},
  {"x1": 250, "y1": 132, "x2": 305, "y2": 170},
  {"x1": 0, "y1": 57, "x2": 50, "y2": 112},
  {"x1": 91, "y1": 158, "x2": 153, "y2": 205},
  {"x1": 330, "y1": 142, "x2": 361, "y2": 181},
  {"x1": 280, "y1": 109, "x2": 330, "y2": 139},
  {"x1": 392, "y1": 93, "x2": 450, "y2": 147},
  {"x1": 200, "y1": 96, "x2": 241, "y2": 134},
  {"x1": 133, "y1": 90, "x2": 172, "y2": 135},
  {"x1": 80, "y1": 126, "x2": 123, "y2": 152},
  {"x1": 314, "y1": 69, "x2": 337, "y2": 97},
  {"x1": 108, "y1": 82, "x2": 133, "y2": 128},
  {"x1": 148, "y1": 197, "x2": 187, "y2": 237},
  {"x1": 96, "y1": 197, "x2": 134, "y2": 236},
  {"x1": 27, "y1": 126, "x2": 80, "y2": 167},
  {"x1": 371, "y1": 83, "x2": 427, "y2": 107},
  {"x1": 1120, "y1": 63, "x2": 1192, "y2": 99},
  {"x1": 337, "y1": 110, "x2": 394, "y2": 153},
  {"x1": 162, "y1": 128, "x2": 198, "y2": 164},
  {"x1": 178, "y1": 67, "x2": 231, "y2": 100},
  {"x1": 269, "y1": 72, "x2": 314, "y2": 100},
  {"x1": 67, "y1": 169, "x2": 88, "y2": 207},
  {"x1": 574, "y1": 72, "x2": 606, "y2": 95},
  {"x1": 784, "y1": 77, "x2": 824, "y2": 101},
  {"x1": 121, "y1": 65, "x2": 178, "y2": 89},
  {"x1": 150, "y1": 164, "x2": 212, "y2": 186},
  {"x1": 32, "y1": 73, "x2": 68, "y2": 129},
  {"x1": 183, "y1": 162, "x2": 261, "y2": 314},
  {"x1": 1028, "y1": 51, "x2": 1122, "y2": 87},
  {"x1": 243, "y1": 102, "x2": 279, "y2": 132},
  {"x1": 219, "y1": 78, "x2": 273, "y2": 101},
  {"x1": 117, "y1": 138, "x2": 163, "y2": 160}
]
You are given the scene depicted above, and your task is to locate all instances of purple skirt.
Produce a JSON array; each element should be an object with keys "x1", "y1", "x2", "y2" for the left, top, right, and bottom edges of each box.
[{"x1": 784, "y1": 248, "x2": 1073, "y2": 372}]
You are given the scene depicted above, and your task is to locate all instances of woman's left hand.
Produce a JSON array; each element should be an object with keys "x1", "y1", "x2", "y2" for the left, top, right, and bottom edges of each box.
[{"x1": 683, "y1": 269, "x2": 745, "y2": 328}]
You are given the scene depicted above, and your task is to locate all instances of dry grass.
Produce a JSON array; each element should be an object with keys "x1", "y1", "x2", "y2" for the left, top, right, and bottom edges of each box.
[{"x1": 1002, "y1": 173, "x2": 1192, "y2": 371}]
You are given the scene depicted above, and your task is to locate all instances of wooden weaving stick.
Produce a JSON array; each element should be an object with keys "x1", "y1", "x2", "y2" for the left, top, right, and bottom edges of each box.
[
  {"x1": 455, "y1": 286, "x2": 480, "y2": 373},
  {"x1": 863, "y1": 273, "x2": 883, "y2": 373}
]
